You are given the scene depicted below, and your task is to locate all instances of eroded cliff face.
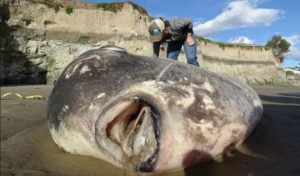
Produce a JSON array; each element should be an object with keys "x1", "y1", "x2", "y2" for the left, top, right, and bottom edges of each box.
[
  {"x1": 198, "y1": 42, "x2": 286, "y2": 85},
  {"x1": 0, "y1": 0, "x2": 289, "y2": 85},
  {"x1": 0, "y1": 0, "x2": 153, "y2": 84},
  {"x1": 7, "y1": 0, "x2": 149, "y2": 36}
]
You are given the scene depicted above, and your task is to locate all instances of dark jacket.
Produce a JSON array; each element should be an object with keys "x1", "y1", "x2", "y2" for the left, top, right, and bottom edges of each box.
[{"x1": 153, "y1": 18, "x2": 193, "y2": 57}]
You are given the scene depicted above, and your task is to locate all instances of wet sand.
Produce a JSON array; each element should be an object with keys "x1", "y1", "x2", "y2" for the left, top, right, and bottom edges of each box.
[{"x1": 1, "y1": 85, "x2": 300, "y2": 176}]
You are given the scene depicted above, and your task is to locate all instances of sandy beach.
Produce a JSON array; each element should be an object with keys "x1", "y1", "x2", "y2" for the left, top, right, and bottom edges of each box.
[{"x1": 1, "y1": 85, "x2": 299, "y2": 176}]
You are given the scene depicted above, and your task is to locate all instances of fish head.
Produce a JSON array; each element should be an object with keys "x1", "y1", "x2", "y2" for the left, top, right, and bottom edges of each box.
[{"x1": 48, "y1": 46, "x2": 262, "y2": 173}]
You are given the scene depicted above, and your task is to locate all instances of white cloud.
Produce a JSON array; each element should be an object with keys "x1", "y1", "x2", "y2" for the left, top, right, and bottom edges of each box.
[
  {"x1": 284, "y1": 35, "x2": 300, "y2": 46},
  {"x1": 228, "y1": 36, "x2": 254, "y2": 44},
  {"x1": 250, "y1": 0, "x2": 272, "y2": 4},
  {"x1": 283, "y1": 35, "x2": 300, "y2": 61},
  {"x1": 194, "y1": 0, "x2": 282, "y2": 35}
]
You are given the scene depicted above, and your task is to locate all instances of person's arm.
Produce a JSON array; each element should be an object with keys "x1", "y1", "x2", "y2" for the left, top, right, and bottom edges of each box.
[{"x1": 153, "y1": 42, "x2": 160, "y2": 58}]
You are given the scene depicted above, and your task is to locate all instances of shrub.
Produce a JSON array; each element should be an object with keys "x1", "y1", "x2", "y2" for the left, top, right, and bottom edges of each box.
[
  {"x1": 54, "y1": 4, "x2": 62, "y2": 13},
  {"x1": 66, "y1": 6, "x2": 73, "y2": 15},
  {"x1": 265, "y1": 35, "x2": 290, "y2": 57},
  {"x1": 54, "y1": 4, "x2": 60, "y2": 13},
  {"x1": 96, "y1": 3, "x2": 119, "y2": 13}
]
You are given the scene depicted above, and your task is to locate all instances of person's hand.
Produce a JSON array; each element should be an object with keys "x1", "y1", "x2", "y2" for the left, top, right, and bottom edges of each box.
[
  {"x1": 162, "y1": 28, "x2": 171, "y2": 39},
  {"x1": 187, "y1": 34, "x2": 195, "y2": 46}
]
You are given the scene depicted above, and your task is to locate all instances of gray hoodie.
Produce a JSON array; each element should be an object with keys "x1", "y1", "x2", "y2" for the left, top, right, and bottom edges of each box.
[{"x1": 153, "y1": 18, "x2": 193, "y2": 57}]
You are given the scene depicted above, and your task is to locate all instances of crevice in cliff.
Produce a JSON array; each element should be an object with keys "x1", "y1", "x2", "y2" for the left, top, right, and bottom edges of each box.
[{"x1": 0, "y1": 3, "x2": 47, "y2": 85}]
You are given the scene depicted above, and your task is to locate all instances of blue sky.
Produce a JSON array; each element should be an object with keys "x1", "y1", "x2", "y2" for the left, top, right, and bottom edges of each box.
[{"x1": 84, "y1": 0, "x2": 300, "y2": 67}]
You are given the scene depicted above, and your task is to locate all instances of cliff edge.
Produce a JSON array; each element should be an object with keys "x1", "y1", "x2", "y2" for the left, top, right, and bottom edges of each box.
[{"x1": 0, "y1": 0, "x2": 292, "y2": 86}]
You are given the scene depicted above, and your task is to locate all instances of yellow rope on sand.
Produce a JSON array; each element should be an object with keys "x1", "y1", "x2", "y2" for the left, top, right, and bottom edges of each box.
[
  {"x1": 24, "y1": 95, "x2": 45, "y2": 100},
  {"x1": 1, "y1": 92, "x2": 12, "y2": 98},
  {"x1": 0, "y1": 92, "x2": 46, "y2": 100},
  {"x1": 14, "y1": 93, "x2": 23, "y2": 98}
]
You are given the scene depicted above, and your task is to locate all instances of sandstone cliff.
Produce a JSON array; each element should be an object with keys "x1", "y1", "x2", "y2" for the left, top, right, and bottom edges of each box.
[
  {"x1": 0, "y1": 0, "x2": 290, "y2": 85},
  {"x1": 197, "y1": 40, "x2": 284, "y2": 85}
]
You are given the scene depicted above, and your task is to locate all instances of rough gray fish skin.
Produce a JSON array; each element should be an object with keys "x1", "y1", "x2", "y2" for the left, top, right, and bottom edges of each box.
[{"x1": 47, "y1": 45, "x2": 263, "y2": 172}]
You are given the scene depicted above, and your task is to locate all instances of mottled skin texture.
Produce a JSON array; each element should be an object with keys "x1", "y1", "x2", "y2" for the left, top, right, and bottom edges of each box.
[{"x1": 48, "y1": 46, "x2": 263, "y2": 173}]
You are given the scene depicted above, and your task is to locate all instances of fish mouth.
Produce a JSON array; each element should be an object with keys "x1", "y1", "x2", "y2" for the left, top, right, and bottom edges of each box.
[{"x1": 98, "y1": 96, "x2": 160, "y2": 172}]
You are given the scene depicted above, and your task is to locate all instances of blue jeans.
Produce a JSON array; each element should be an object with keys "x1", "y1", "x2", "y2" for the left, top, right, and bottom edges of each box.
[{"x1": 167, "y1": 35, "x2": 199, "y2": 66}]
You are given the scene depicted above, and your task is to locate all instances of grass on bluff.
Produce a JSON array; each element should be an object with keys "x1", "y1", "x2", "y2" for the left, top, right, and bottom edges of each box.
[
  {"x1": 34, "y1": 0, "x2": 62, "y2": 9},
  {"x1": 96, "y1": 3, "x2": 120, "y2": 13},
  {"x1": 54, "y1": 4, "x2": 63, "y2": 13},
  {"x1": 29, "y1": 0, "x2": 69, "y2": 14},
  {"x1": 196, "y1": 36, "x2": 269, "y2": 51},
  {"x1": 95, "y1": 2, "x2": 148, "y2": 15},
  {"x1": 28, "y1": 0, "x2": 151, "y2": 19}
]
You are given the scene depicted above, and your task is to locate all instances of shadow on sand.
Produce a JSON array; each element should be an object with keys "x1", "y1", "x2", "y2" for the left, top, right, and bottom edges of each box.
[{"x1": 184, "y1": 92, "x2": 300, "y2": 176}]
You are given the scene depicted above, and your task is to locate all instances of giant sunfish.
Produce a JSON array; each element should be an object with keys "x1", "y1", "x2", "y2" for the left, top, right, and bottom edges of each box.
[{"x1": 47, "y1": 45, "x2": 262, "y2": 172}]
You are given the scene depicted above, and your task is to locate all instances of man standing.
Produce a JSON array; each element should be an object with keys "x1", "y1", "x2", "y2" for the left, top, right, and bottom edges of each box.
[{"x1": 148, "y1": 17, "x2": 199, "y2": 66}]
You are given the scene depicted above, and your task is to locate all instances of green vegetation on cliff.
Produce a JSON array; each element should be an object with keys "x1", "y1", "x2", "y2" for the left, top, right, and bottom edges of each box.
[
  {"x1": 95, "y1": 2, "x2": 148, "y2": 15},
  {"x1": 196, "y1": 36, "x2": 268, "y2": 51},
  {"x1": 265, "y1": 35, "x2": 290, "y2": 57},
  {"x1": 30, "y1": 0, "x2": 62, "y2": 10},
  {"x1": 266, "y1": 35, "x2": 291, "y2": 55},
  {"x1": 28, "y1": 0, "x2": 149, "y2": 16},
  {"x1": 96, "y1": 3, "x2": 120, "y2": 13},
  {"x1": 54, "y1": 3, "x2": 63, "y2": 13},
  {"x1": 65, "y1": 6, "x2": 73, "y2": 15}
]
